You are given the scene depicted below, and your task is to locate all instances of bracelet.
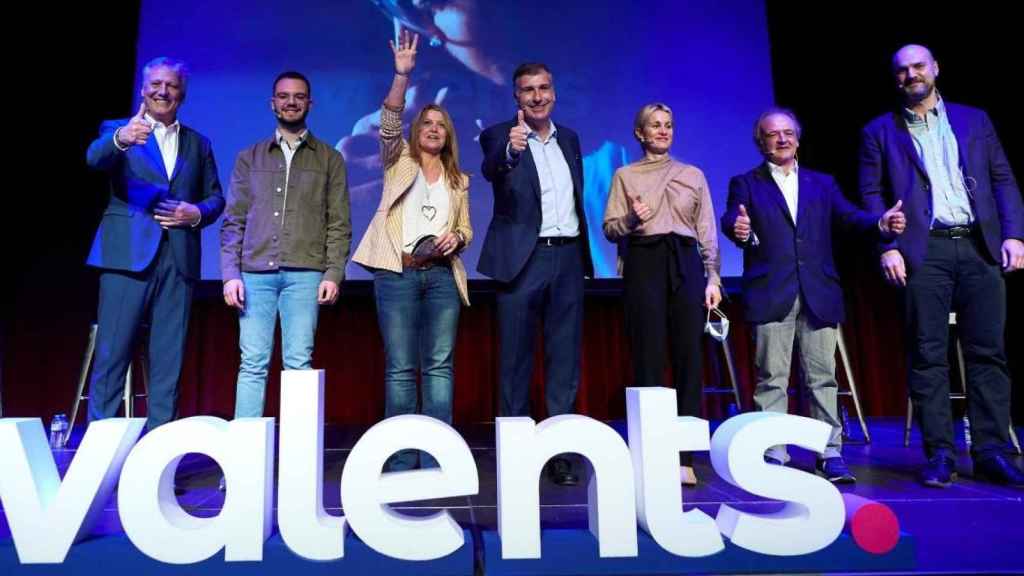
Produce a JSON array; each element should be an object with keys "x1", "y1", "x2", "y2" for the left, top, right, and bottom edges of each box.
[
  {"x1": 112, "y1": 127, "x2": 130, "y2": 151},
  {"x1": 394, "y1": 70, "x2": 409, "y2": 77}
]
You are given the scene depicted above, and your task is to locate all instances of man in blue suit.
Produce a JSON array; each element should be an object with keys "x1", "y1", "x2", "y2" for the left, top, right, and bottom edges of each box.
[
  {"x1": 478, "y1": 62, "x2": 593, "y2": 486},
  {"x1": 85, "y1": 57, "x2": 225, "y2": 430},
  {"x1": 859, "y1": 44, "x2": 1024, "y2": 487},
  {"x1": 722, "y1": 108, "x2": 905, "y2": 483}
]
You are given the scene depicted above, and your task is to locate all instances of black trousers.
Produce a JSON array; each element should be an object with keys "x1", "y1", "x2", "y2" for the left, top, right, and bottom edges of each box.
[
  {"x1": 623, "y1": 234, "x2": 705, "y2": 464},
  {"x1": 905, "y1": 232, "x2": 1010, "y2": 459}
]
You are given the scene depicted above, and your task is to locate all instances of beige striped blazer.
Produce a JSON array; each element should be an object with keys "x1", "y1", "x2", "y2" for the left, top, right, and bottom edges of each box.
[{"x1": 352, "y1": 106, "x2": 473, "y2": 305}]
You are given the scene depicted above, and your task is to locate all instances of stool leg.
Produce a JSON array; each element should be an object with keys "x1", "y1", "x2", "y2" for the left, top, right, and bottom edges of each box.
[
  {"x1": 67, "y1": 324, "x2": 98, "y2": 444},
  {"x1": 720, "y1": 340, "x2": 743, "y2": 411},
  {"x1": 124, "y1": 364, "x2": 133, "y2": 419},
  {"x1": 904, "y1": 398, "x2": 913, "y2": 447},
  {"x1": 954, "y1": 327, "x2": 973, "y2": 448},
  {"x1": 836, "y1": 328, "x2": 871, "y2": 443},
  {"x1": 137, "y1": 353, "x2": 149, "y2": 416}
]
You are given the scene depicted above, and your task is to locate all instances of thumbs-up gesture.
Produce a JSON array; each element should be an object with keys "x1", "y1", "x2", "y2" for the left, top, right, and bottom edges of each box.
[
  {"x1": 390, "y1": 28, "x2": 418, "y2": 76},
  {"x1": 630, "y1": 195, "x2": 653, "y2": 227},
  {"x1": 879, "y1": 199, "x2": 906, "y2": 237},
  {"x1": 117, "y1": 102, "x2": 153, "y2": 148},
  {"x1": 734, "y1": 204, "x2": 752, "y2": 242},
  {"x1": 509, "y1": 109, "x2": 530, "y2": 155}
]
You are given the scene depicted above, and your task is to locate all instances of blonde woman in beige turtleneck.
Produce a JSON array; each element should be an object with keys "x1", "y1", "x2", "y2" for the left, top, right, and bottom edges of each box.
[{"x1": 603, "y1": 103, "x2": 721, "y2": 486}]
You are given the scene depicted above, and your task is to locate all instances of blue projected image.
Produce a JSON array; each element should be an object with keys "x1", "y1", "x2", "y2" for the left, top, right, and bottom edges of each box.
[{"x1": 135, "y1": 0, "x2": 773, "y2": 279}]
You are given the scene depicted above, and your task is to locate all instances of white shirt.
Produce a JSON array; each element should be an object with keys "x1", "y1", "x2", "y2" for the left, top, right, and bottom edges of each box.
[
  {"x1": 146, "y1": 113, "x2": 179, "y2": 180},
  {"x1": 769, "y1": 160, "x2": 799, "y2": 223},
  {"x1": 402, "y1": 169, "x2": 451, "y2": 251},
  {"x1": 526, "y1": 123, "x2": 579, "y2": 238},
  {"x1": 275, "y1": 129, "x2": 308, "y2": 228},
  {"x1": 275, "y1": 129, "x2": 308, "y2": 186}
]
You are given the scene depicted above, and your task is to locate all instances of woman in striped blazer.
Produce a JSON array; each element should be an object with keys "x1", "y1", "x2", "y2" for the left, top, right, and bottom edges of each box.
[{"x1": 351, "y1": 31, "x2": 473, "y2": 471}]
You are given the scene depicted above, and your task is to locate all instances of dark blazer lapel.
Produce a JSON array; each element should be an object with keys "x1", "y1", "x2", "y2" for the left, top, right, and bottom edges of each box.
[
  {"x1": 554, "y1": 124, "x2": 582, "y2": 200},
  {"x1": 757, "y1": 163, "x2": 796, "y2": 227},
  {"x1": 944, "y1": 104, "x2": 971, "y2": 178},
  {"x1": 795, "y1": 169, "x2": 813, "y2": 232},
  {"x1": 892, "y1": 111, "x2": 929, "y2": 180},
  {"x1": 142, "y1": 134, "x2": 169, "y2": 183},
  {"x1": 168, "y1": 126, "x2": 187, "y2": 185}
]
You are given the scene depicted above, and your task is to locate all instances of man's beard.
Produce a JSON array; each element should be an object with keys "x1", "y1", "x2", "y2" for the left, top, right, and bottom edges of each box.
[
  {"x1": 904, "y1": 80, "x2": 934, "y2": 103},
  {"x1": 275, "y1": 106, "x2": 309, "y2": 129}
]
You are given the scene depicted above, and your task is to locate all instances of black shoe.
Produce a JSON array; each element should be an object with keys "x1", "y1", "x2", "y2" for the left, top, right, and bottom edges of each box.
[
  {"x1": 972, "y1": 453, "x2": 1024, "y2": 487},
  {"x1": 919, "y1": 454, "x2": 957, "y2": 488},
  {"x1": 817, "y1": 457, "x2": 856, "y2": 484},
  {"x1": 546, "y1": 457, "x2": 579, "y2": 487},
  {"x1": 764, "y1": 455, "x2": 784, "y2": 466}
]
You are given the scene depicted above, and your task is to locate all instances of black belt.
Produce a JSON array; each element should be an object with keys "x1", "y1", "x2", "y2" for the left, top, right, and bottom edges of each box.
[
  {"x1": 537, "y1": 236, "x2": 577, "y2": 246},
  {"x1": 929, "y1": 225, "x2": 974, "y2": 238}
]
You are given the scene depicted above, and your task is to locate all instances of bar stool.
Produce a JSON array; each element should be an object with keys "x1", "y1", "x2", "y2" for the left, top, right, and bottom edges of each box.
[
  {"x1": 703, "y1": 325, "x2": 743, "y2": 412},
  {"x1": 744, "y1": 323, "x2": 871, "y2": 441},
  {"x1": 903, "y1": 312, "x2": 1021, "y2": 453},
  {"x1": 836, "y1": 326, "x2": 871, "y2": 442},
  {"x1": 66, "y1": 323, "x2": 149, "y2": 443}
]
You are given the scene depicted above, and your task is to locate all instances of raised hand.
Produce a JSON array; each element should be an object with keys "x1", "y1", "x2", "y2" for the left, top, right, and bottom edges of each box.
[
  {"x1": 116, "y1": 102, "x2": 153, "y2": 147},
  {"x1": 879, "y1": 199, "x2": 906, "y2": 237},
  {"x1": 509, "y1": 109, "x2": 530, "y2": 155},
  {"x1": 734, "y1": 204, "x2": 752, "y2": 242},
  {"x1": 390, "y1": 29, "x2": 419, "y2": 76}
]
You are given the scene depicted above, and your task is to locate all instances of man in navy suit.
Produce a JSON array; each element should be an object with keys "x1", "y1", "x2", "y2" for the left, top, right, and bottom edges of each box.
[
  {"x1": 722, "y1": 108, "x2": 905, "y2": 483},
  {"x1": 478, "y1": 62, "x2": 593, "y2": 486},
  {"x1": 85, "y1": 57, "x2": 224, "y2": 430},
  {"x1": 859, "y1": 44, "x2": 1024, "y2": 487}
]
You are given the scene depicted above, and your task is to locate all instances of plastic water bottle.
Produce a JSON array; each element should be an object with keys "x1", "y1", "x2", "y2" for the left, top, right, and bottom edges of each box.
[{"x1": 49, "y1": 414, "x2": 68, "y2": 450}]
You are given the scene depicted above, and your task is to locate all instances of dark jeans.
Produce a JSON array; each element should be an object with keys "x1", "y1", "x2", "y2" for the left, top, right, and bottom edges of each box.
[
  {"x1": 374, "y1": 266, "x2": 461, "y2": 471},
  {"x1": 905, "y1": 233, "x2": 1010, "y2": 459}
]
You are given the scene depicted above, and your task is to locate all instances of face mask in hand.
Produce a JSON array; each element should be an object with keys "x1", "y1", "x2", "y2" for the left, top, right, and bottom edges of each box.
[{"x1": 704, "y1": 307, "x2": 730, "y2": 342}]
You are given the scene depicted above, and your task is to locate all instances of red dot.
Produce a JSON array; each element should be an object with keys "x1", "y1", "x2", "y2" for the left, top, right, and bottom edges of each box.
[{"x1": 850, "y1": 501, "x2": 900, "y2": 554}]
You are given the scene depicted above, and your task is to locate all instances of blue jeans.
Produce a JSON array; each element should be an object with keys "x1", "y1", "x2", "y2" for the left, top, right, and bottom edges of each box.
[
  {"x1": 234, "y1": 269, "x2": 322, "y2": 419},
  {"x1": 374, "y1": 266, "x2": 461, "y2": 471}
]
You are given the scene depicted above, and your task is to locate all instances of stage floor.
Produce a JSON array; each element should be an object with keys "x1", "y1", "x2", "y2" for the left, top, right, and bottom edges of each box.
[{"x1": 2, "y1": 418, "x2": 1022, "y2": 575}]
